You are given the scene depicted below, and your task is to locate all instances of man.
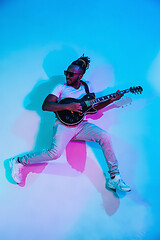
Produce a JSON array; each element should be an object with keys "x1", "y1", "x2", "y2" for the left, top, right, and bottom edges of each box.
[{"x1": 9, "y1": 55, "x2": 131, "y2": 192}]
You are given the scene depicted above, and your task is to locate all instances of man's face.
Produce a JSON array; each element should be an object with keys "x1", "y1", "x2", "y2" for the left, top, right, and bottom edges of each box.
[{"x1": 64, "y1": 66, "x2": 83, "y2": 86}]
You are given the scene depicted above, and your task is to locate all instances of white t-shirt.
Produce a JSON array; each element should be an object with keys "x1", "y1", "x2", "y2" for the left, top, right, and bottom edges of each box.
[{"x1": 51, "y1": 80, "x2": 93, "y2": 101}]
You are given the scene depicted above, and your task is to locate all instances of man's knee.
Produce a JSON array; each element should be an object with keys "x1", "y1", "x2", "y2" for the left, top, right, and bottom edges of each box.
[
  {"x1": 49, "y1": 148, "x2": 62, "y2": 160},
  {"x1": 99, "y1": 132, "x2": 111, "y2": 145}
]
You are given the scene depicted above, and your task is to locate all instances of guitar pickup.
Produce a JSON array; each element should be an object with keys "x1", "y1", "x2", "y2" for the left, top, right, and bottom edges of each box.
[{"x1": 85, "y1": 101, "x2": 92, "y2": 107}]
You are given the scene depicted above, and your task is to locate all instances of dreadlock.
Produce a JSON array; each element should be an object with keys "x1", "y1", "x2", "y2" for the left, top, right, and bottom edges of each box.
[{"x1": 69, "y1": 54, "x2": 90, "y2": 74}]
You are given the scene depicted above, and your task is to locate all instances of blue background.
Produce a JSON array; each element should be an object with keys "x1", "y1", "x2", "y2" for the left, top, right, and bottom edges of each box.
[{"x1": 1, "y1": 0, "x2": 160, "y2": 239}]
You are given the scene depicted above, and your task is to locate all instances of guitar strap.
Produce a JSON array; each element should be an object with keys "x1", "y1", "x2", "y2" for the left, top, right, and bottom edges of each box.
[
  {"x1": 80, "y1": 80, "x2": 95, "y2": 98},
  {"x1": 80, "y1": 80, "x2": 90, "y2": 94}
]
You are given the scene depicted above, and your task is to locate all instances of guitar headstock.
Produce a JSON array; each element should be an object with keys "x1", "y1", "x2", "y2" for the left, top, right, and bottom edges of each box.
[{"x1": 129, "y1": 86, "x2": 143, "y2": 94}]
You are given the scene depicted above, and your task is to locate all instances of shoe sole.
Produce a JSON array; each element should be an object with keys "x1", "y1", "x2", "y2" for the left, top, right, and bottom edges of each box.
[
  {"x1": 9, "y1": 158, "x2": 21, "y2": 184},
  {"x1": 105, "y1": 184, "x2": 116, "y2": 192},
  {"x1": 106, "y1": 182, "x2": 131, "y2": 192},
  {"x1": 105, "y1": 181, "x2": 116, "y2": 191},
  {"x1": 9, "y1": 159, "x2": 13, "y2": 169}
]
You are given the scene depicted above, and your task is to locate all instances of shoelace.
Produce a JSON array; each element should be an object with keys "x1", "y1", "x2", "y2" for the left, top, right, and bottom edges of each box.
[{"x1": 117, "y1": 179, "x2": 126, "y2": 186}]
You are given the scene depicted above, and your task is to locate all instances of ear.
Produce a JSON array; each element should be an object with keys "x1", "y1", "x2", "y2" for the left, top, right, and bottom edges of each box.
[{"x1": 79, "y1": 74, "x2": 83, "y2": 80}]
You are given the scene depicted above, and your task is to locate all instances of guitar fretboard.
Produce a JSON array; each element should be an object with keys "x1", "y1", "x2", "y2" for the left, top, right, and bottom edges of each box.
[{"x1": 89, "y1": 89, "x2": 130, "y2": 105}]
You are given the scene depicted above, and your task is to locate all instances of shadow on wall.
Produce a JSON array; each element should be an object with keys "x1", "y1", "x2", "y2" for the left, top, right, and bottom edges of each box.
[{"x1": 23, "y1": 75, "x2": 65, "y2": 151}]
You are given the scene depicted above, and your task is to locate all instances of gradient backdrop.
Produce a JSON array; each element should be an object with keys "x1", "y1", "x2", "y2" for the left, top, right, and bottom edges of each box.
[{"x1": 1, "y1": 0, "x2": 160, "y2": 239}]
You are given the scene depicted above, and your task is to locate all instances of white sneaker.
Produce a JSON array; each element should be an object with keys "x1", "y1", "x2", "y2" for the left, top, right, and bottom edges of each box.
[
  {"x1": 9, "y1": 157, "x2": 23, "y2": 184},
  {"x1": 106, "y1": 174, "x2": 131, "y2": 192}
]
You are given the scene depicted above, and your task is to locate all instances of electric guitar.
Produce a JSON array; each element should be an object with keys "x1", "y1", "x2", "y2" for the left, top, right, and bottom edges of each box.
[{"x1": 55, "y1": 86, "x2": 143, "y2": 126}]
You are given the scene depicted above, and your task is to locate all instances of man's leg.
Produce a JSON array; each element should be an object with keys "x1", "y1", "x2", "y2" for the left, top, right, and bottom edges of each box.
[
  {"x1": 9, "y1": 120, "x2": 78, "y2": 183},
  {"x1": 73, "y1": 121, "x2": 131, "y2": 192}
]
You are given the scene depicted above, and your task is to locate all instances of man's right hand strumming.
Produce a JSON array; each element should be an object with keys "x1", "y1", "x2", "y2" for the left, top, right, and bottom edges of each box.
[{"x1": 66, "y1": 103, "x2": 83, "y2": 113}]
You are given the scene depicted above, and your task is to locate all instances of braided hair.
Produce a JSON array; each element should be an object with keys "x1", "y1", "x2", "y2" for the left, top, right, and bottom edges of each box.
[{"x1": 69, "y1": 54, "x2": 90, "y2": 74}]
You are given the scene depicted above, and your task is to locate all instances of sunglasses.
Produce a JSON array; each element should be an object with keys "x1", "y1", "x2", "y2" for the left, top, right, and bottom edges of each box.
[{"x1": 64, "y1": 70, "x2": 80, "y2": 77}]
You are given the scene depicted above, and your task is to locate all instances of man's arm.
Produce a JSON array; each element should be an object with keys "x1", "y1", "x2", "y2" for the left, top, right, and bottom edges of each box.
[
  {"x1": 42, "y1": 94, "x2": 83, "y2": 113},
  {"x1": 94, "y1": 99, "x2": 114, "y2": 110},
  {"x1": 94, "y1": 90, "x2": 124, "y2": 111}
]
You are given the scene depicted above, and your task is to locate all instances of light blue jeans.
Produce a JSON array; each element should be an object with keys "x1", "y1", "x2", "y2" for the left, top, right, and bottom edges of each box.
[{"x1": 19, "y1": 120, "x2": 119, "y2": 177}]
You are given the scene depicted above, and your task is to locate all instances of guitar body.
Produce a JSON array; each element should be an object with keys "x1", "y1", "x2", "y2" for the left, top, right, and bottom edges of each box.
[
  {"x1": 56, "y1": 94, "x2": 97, "y2": 126},
  {"x1": 55, "y1": 86, "x2": 143, "y2": 126}
]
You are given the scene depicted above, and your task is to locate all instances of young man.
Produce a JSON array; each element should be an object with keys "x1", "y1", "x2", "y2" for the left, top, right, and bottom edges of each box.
[{"x1": 9, "y1": 55, "x2": 131, "y2": 192}]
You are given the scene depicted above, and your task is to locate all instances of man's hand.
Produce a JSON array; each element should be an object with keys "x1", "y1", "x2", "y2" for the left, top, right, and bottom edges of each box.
[
  {"x1": 111, "y1": 90, "x2": 124, "y2": 102},
  {"x1": 66, "y1": 103, "x2": 83, "y2": 113}
]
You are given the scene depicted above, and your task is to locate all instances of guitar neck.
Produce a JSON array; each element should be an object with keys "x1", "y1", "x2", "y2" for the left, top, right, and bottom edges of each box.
[{"x1": 89, "y1": 89, "x2": 130, "y2": 105}]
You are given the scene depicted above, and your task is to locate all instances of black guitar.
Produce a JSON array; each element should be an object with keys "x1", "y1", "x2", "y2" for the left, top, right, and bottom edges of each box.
[{"x1": 55, "y1": 86, "x2": 143, "y2": 126}]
